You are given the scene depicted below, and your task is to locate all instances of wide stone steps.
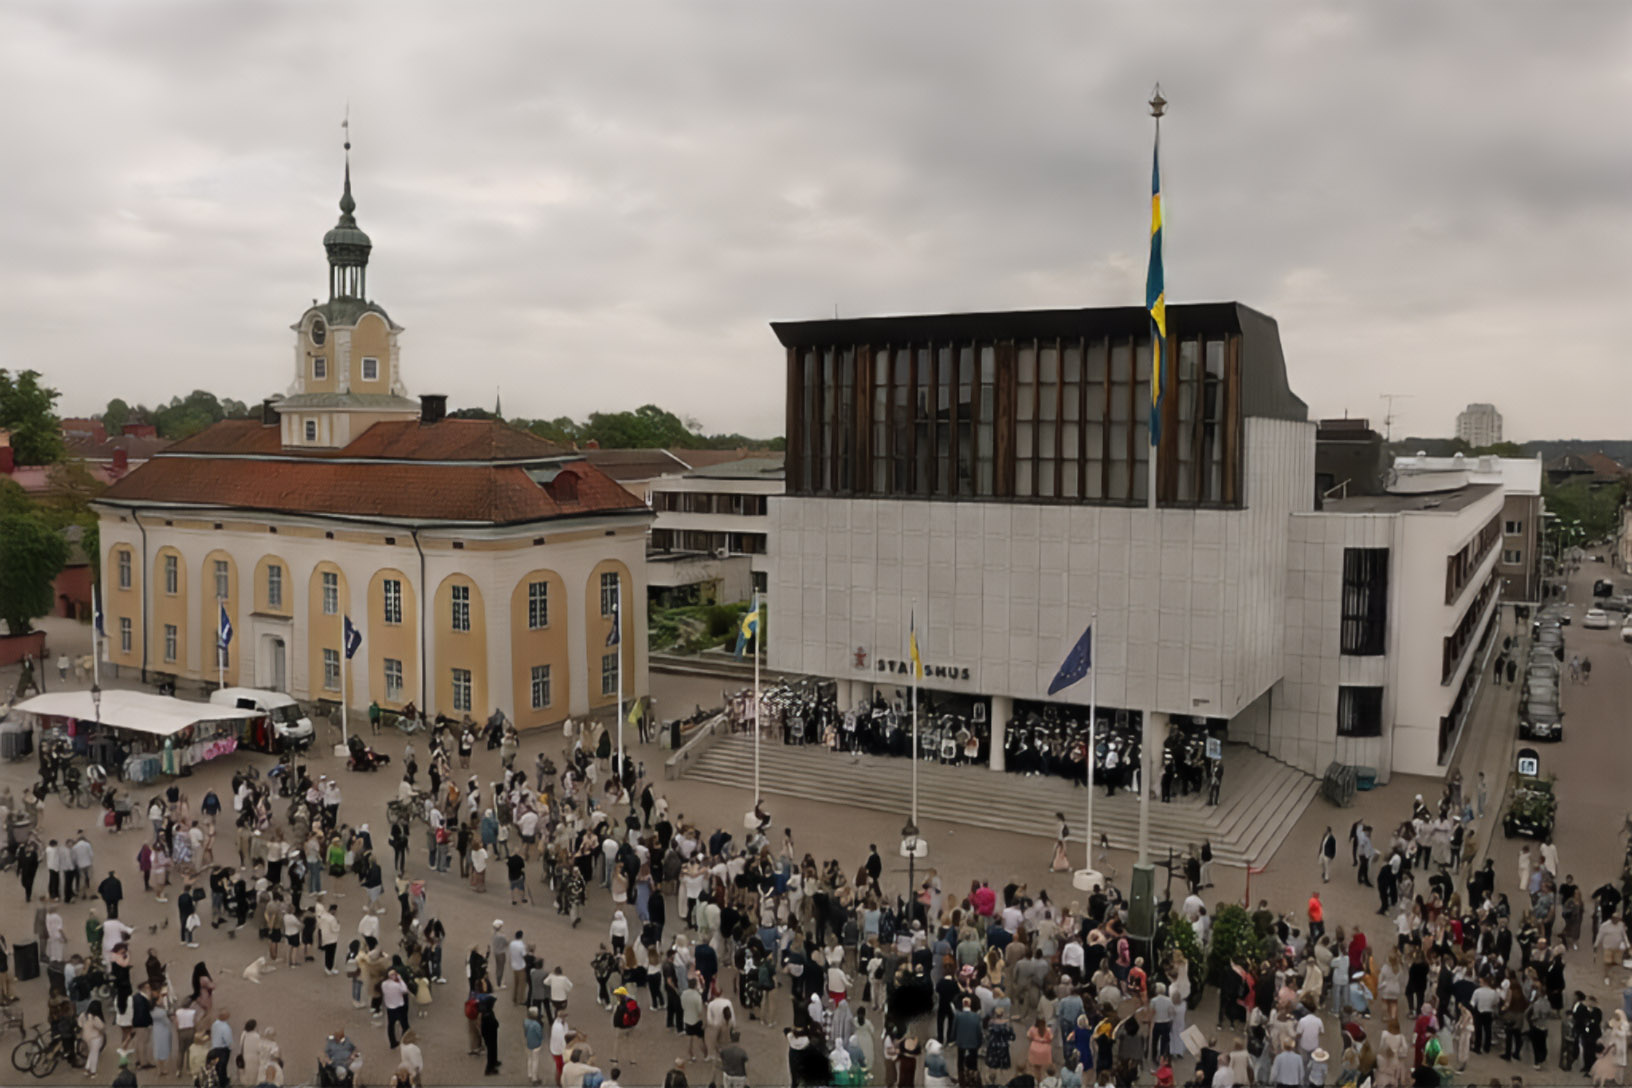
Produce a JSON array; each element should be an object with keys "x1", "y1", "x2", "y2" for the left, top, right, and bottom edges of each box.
[{"x1": 681, "y1": 735, "x2": 1319, "y2": 869}]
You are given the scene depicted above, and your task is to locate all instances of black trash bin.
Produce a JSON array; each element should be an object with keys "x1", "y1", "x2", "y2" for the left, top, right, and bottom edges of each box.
[{"x1": 13, "y1": 939, "x2": 40, "y2": 981}]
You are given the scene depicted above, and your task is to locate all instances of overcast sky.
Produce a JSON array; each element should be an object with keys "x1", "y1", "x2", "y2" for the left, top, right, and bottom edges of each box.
[{"x1": 3, "y1": 4, "x2": 1628, "y2": 442}]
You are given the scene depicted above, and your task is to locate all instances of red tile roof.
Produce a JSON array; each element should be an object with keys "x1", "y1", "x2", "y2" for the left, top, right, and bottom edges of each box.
[
  {"x1": 162, "y1": 418, "x2": 569, "y2": 461},
  {"x1": 163, "y1": 421, "x2": 290, "y2": 456},
  {"x1": 99, "y1": 457, "x2": 648, "y2": 525}
]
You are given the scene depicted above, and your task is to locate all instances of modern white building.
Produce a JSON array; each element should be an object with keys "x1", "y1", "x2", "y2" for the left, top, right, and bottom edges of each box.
[
  {"x1": 1391, "y1": 452, "x2": 1544, "y2": 602},
  {"x1": 769, "y1": 302, "x2": 1314, "y2": 770},
  {"x1": 1455, "y1": 402, "x2": 1504, "y2": 448},
  {"x1": 1235, "y1": 472, "x2": 1504, "y2": 781},
  {"x1": 648, "y1": 455, "x2": 782, "y2": 602},
  {"x1": 767, "y1": 303, "x2": 1522, "y2": 785}
]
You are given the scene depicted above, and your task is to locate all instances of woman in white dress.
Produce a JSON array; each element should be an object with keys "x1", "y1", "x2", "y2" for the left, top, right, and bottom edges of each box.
[{"x1": 1050, "y1": 814, "x2": 1072, "y2": 872}]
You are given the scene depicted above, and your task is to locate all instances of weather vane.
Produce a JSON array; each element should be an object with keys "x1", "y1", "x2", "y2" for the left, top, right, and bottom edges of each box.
[{"x1": 1149, "y1": 83, "x2": 1166, "y2": 120}]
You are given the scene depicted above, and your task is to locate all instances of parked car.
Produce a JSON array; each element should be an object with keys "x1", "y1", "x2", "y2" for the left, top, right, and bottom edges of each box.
[
  {"x1": 1583, "y1": 608, "x2": 1612, "y2": 630},
  {"x1": 1522, "y1": 676, "x2": 1559, "y2": 705},
  {"x1": 1519, "y1": 701, "x2": 1564, "y2": 741},
  {"x1": 1593, "y1": 579, "x2": 1615, "y2": 598},
  {"x1": 1503, "y1": 774, "x2": 1557, "y2": 839},
  {"x1": 1622, "y1": 621, "x2": 1632, "y2": 644}
]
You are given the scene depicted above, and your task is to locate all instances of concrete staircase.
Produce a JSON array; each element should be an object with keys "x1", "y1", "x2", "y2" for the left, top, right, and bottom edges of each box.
[{"x1": 681, "y1": 737, "x2": 1319, "y2": 869}]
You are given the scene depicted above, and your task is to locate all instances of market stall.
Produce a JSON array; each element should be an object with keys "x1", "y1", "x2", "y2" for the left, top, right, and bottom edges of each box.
[{"x1": 11, "y1": 690, "x2": 268, "y2": 783}]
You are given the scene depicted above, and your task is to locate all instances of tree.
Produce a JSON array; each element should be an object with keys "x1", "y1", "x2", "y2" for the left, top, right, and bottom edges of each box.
[
  {"x1": 0, "y1": 369, "x2": 64, "y2": 465},
  {"x1": 1159, "y1": 911, "x2": 1207, "y2": 997},
  {"x1": 1543, "y1": 476, "x2": 1627, "y2": 542},
  {"x1": 1204, "y1": 903, "x2": 1257, "y2": 990},
  {"x1": 152, "y1": 389, "x2": 226, "y2": 439},
  {"x1": 102, "y1": 397, "x2": 132, "y2": 435},
  {"x1": 1472, "y1": 441, "x2": 1526, "y2": 458},
  {"x1": 0, "y1": 510, "x2": 70, "y2": 636}
]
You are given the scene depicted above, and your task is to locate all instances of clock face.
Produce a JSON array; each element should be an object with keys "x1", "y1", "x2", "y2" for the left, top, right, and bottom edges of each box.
[{"x1": 311, "y1": 318, "x2": 327, "y2": 346}]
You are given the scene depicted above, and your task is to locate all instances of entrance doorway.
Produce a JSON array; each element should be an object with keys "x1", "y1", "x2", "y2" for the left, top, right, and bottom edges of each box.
[{"x1": 265, "y1": 635, "x2": 287, "y2": 692}]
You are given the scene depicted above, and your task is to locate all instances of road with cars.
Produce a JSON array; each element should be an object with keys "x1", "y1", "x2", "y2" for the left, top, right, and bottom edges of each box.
[{"x1": 1532, "y1": 553, "x2": 1632, "y2": 893}]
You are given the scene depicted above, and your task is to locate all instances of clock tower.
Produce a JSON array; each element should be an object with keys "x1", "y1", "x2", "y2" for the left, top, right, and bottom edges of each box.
[{"x1": 275, "y1": 140, "x2": 420, "y2": 449}]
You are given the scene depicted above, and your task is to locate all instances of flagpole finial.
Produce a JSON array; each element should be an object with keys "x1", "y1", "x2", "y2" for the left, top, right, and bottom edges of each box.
[{"x1": 1149, "y1": 84, "x2": 1167, "y2": 119}]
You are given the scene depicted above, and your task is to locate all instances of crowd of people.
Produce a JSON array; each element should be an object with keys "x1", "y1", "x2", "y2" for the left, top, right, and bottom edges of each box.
[{"x1": 4, "y1": 678, "x2": 1632, "y2": 1088}]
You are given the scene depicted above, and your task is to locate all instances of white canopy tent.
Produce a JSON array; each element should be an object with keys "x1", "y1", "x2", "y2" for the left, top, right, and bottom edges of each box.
[{"x1": 13, "y1": 690, "x2": 261, "y2": 737}]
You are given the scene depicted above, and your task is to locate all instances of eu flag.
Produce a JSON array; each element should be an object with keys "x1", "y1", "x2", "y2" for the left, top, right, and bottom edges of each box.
[{"x1": 1047, "y1": 624, "x2": 1093, "y2": 696}]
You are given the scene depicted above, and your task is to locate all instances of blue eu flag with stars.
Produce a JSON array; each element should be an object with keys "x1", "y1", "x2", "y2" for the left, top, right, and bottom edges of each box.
[{"x1": 1047, "y1": 624, "x2": 1093, "y2": 696}]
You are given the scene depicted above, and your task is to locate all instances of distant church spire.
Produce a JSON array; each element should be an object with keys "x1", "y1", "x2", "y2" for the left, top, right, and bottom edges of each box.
[{"x1": 494, "y1": 387, "x2": 503, "y2": 418}]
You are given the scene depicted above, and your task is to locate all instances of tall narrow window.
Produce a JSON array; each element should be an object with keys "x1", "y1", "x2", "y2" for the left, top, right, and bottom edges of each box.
[
  {"x1": 267, "y1": 564, "x2": 283, "y2": 609},
  {"x1": 1337, "y1": 686, "x2": 1384, "y2": 737},
  {"x1": 383, "y1": 579, "x2": 403, "y2": 625},
  {"x1": 450, "y1": 584, "x2": 470, "y2": 632},
  {"x1": 164, "y1": 554, "x2": 178, "y2": 595},
  {"x1": 451, "y1": 668, "x2": 472, "y2": 712},
  {"x1": 361, "y1": 357, "x2": 379, "y2": 381},
  {"x1": 528, "y1": 581, "x2": 549, "y2": 629},
  {"x1": 1015, "y1": 344, "x2": 1036, "y2": 498},
  {"x1": 164, "y1": 624, "x2": 178, "y2": 662},
  {"x1": 531, "y1": 664, "x2": 552, "y2": 709},
  {"x1": 1036, "y1": 343, "x2": 1059, "y2": 499},
  {"x1": 600, "y1": 571, "x2": 619, "y2": 616},
  {"x1": 1341, "y1": 548, "x2": 1390, "y2": 656},
  {"x1": 214, "y1": 559, "x2": 229, "y2": 602},
  {"x1": 872, "y1": 349, "x2": 889, "y2": 492},
  {"x1": 119, "y1": 617, "x2": 132, "y2": 654},
  {"x1": 601, "y1": 652, "x2": 619, "y2": 696},
  {"x1": 321, "y1": 571, "x2": 338, "y2": 615},
  {"x1": 305, "y1": 420, "x2": 318, "y2": 442},
  {"x1": 384, "y1": 658, "x2": 404, "y2": 701},
  {"x1": 313, "y1": 357, "x2": 327, "y2": 380},
  {"x1": 323, "y1": 648, "x2": 341, "y2": 691},
  {"x1": 117, "y1": 549, "x2": 132, "y2": 590}
]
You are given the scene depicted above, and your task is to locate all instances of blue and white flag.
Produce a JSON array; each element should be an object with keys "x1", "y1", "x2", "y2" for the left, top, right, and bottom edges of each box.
[
  {"x1": 217, "y1": 601, "x2": 233, "y2": 649},
  {"x1": 93, "y1": 585, "x2": 105, "y2": 638},
  {"x1": 606, "y1": 581, "x2": 621, "y2": 647},
  {"x1": 343, "y1": 615, "x2": 362, "y2": 659},
  {"x1": 1047, "y1": 624, "x2": 1093, "y2": 696}
]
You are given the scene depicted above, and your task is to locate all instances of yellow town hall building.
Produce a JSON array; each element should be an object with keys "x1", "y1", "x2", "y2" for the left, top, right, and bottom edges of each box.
[{"x1": 95, "y1": 154, "x2": 651, "y2": 728}]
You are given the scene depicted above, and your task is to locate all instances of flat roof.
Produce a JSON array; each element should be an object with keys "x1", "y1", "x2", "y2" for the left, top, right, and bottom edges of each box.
[
  {"x1": 685, "y1": 455, "x2": 784, "y2": 480},
  {"x1": 1322, "y1": 482, "x2": 1500, "y2": 514},
  {"x1": 13, "y1": 690, "x2": 262, "y2": 737}
]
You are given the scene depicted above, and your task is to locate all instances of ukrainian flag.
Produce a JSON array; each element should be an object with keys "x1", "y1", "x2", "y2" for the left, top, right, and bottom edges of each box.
[{"x1": 1146, "y1": 141, "x2": 1165, "y2": 446}]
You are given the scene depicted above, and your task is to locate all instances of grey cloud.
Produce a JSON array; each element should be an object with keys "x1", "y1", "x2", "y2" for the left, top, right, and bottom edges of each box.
[{"x1": 1, "y1": 2, "x2": 1628, "y2": 440}]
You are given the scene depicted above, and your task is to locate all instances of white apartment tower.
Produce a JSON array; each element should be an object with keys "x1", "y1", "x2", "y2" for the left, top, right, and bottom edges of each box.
[{"x1": 1455, "y1": 403, "x2": 1503, "y2": 448}]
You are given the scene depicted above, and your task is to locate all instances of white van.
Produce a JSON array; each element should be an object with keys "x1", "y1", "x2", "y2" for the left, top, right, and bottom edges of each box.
[{"x1": 209, "y1": 687, "x2": 315, "y2": 750}]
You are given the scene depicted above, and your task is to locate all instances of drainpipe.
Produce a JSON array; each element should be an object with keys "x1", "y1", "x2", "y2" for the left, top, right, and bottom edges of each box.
[
  {"x1": 412, "y1": 529, "x2": 428, "y2": 714},
  {"x1": 132, "y1": 510, "x2": 150, "y2": 683}
]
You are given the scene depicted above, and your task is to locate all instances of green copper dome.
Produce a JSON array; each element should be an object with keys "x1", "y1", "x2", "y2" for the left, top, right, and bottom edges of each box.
[{"x1": 324, "y1": 148, "x2": 371, "y2": 299}]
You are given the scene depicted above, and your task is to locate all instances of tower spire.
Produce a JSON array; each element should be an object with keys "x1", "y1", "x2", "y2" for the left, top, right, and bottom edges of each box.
[
  {"x1": 338, "y1": 106, "x2": 356, "y2": 223},
  {"x1": 323, "y1": 105, "x2": 371, "y2": 300}
]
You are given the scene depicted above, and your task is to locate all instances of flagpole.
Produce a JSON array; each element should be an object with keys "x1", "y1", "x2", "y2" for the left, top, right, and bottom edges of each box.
[
  {"x1": 1087, "y1": 613, "x2": 1097, "y2": 871},
  {"x1": 910, "y1": 599, "x2": 919, "y2": 829},
  {"x1": 217, "y1": 597, "x2": 225, "y2": 691},
  {"x1": 340, "y1": 644, "x2": 350, "y2": 747},
  {"x1": 92, "y1": 584, "x2": 102, "y2": 690},
  {"x1": 616, "y1": 573, "x2": 625, "y2": 780},
  {"x1": 752, "y1": 596, "x2": 761, "y2": 805}
]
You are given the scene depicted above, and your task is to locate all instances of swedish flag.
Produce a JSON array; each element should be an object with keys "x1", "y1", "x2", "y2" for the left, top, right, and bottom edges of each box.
[
  {"x1": 734, "y1": 595, "x2": 761, "y2": 658},
  {"x1": 908, "y1": 609, "x2": 922, "y2": 678},
  {"x1": 1146, "y1": 141, "x2": 1165, "y2": 446}
]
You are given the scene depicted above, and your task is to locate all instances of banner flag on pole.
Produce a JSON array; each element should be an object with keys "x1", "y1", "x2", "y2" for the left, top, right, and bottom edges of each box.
[
  {"x1": 342, "y1": 615, "x2": 362, "y2": 659},
  {"x1": 734, "y1": 594, "x2": 761, "y2": 658},
  {"x1": 217, "y1": 602, "x2": 233, "y2": 649},
  {"x1": 1146, "y1": 137, "x2": 1166, "y2": 446},
  {"x1": 606, "y1": 588, "x2": 621, "y2": 647},
  {"x1": 908, "y1": 608, "x2": 922, "y2": 678},
  {"x1": 1047, "y1": 624, "x2": 1093, "y2": 696}
]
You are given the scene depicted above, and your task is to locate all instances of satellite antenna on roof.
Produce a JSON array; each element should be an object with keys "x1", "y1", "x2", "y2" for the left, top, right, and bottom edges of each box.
[{"x1": 1380, "y1": 393, "x2": 1412, "y2": 443}]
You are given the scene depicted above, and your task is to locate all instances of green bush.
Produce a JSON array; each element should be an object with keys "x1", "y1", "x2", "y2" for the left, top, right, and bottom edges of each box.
[
  {"x1": 1205, "y1": 903, "x2": 1256, "y2": 990},
  {"x1": 1160, "y1": 912, "x2": 1207, "y2": 997}
]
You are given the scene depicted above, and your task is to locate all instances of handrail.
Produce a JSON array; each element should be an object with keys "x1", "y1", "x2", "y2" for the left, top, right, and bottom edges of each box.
[{"x1": 662, "y1": 710, "x2": 729, "y2": 780}]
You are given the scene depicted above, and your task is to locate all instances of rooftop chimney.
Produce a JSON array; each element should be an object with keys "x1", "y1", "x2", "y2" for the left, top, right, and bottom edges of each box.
[
  {"x1": 111, "y1": 447, "x2": 129, "y2": 474},
  {"x1": 419, "y1": 394, "x2": 447, "y2": 425},
  {"x1": 260, "y1": 399, "x2": 278, "y2": 426}
]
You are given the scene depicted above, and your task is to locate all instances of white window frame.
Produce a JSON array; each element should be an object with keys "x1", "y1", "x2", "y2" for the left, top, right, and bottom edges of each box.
[
  {"x1": 1503, "y1": 548, "x2": 1524, "y2": 565},
  {"x1": 600, "y1": 571, "x2": 618, "y2": 617},
  {"x1": 305, "y1": 420, "x2": 318, "y2": 442},
  {"x1": 384, "y1": 658, "x2": 404, "y2": 702},
  {"x1": 601, "y1": 651, "x2": 618, "y2": 696},
  {"x1": 117, "y1": 549, "x2": 131, "y2": 590},
  {"x1": 361, "y1": 356, "x2": 379, "y2": 382},
  {"x1": 450, "y1": 584, "x2": 470, "y2": 632},
  {"x1": 527, "y1": 581, "x2": 549, "y2": 629},
  {"x1": 1504, "y1": 519, "x2": 1523, "y2": 535},
  {"x1": 321, "y1": 571, "x2": 339, "y2": 615},
  {"x1": 214, "y1": 559, "x2": 229, "y2": 602},
  {"x1": 119, "y1": 617, "x2": 132, "y2": 654},
  {"x1": 451, "y1": 668, "x2": 472, "y2": 713},
  {"x1": 530, "y1": 664, "x2": 551, "y2": 709},
  {"x1": 383, "y1": 579, "x2": 403, "y2": 625},
  {"x1": 313, "y1": 357, "x2": 327, "y2": 380},
  {"x1": 322, "y1": 648, "x2": 341, "y2": 691},
  {"x1": 163, "y1": 554, "x2": 178, "y2": 595},
  {"x1": 267, "y1": 564, "x2": 283, "y2": 609},
  {"x1": 163, "y1": 623, "x2": 178, "y2": 662}
]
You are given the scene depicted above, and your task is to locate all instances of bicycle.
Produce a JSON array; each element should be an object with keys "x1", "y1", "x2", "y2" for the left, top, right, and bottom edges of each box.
[
  {"x1": 15, "y1": 1026, "x2": 86, "y2": 1078},
  {"x1": 10, "y1": 1024, "x2": 46, "y2": 1074}
]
